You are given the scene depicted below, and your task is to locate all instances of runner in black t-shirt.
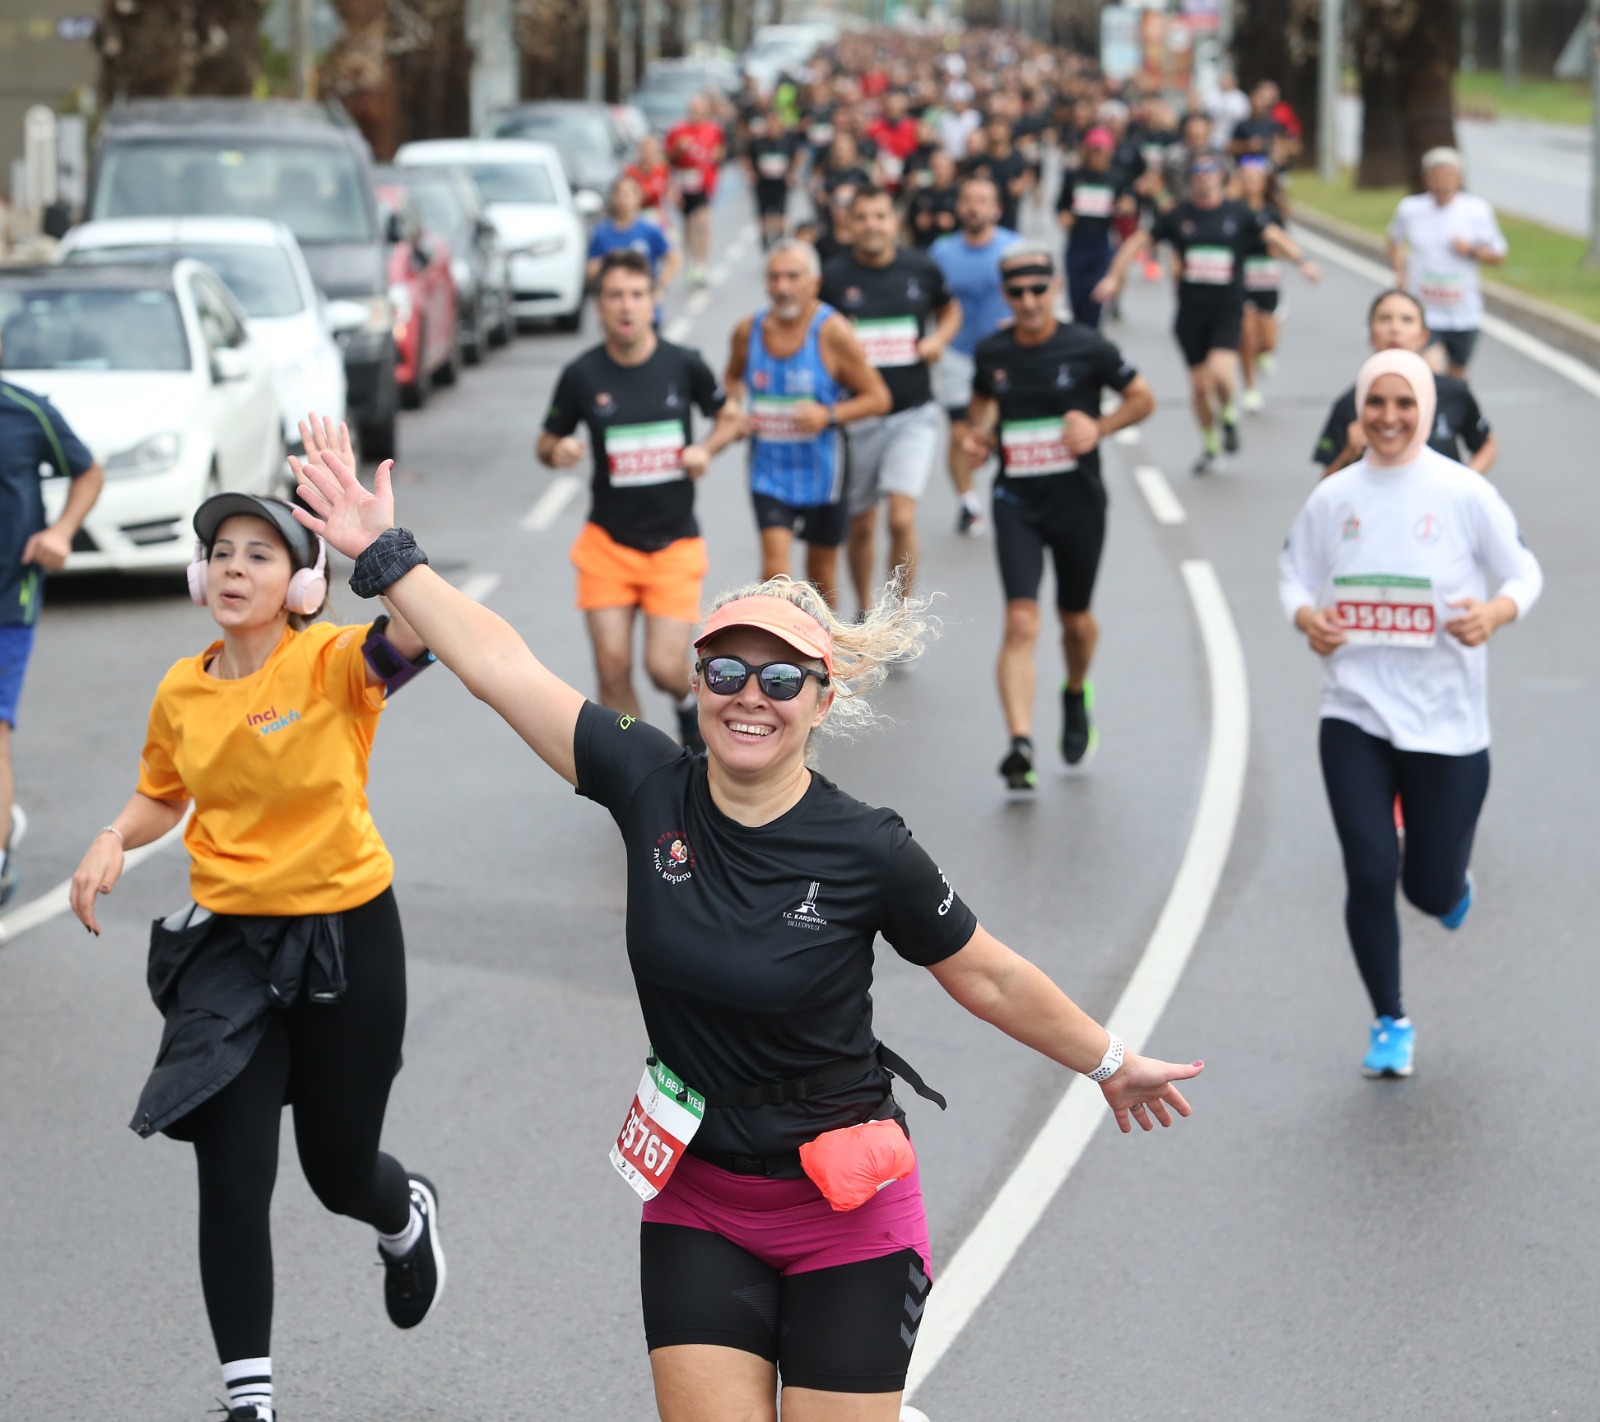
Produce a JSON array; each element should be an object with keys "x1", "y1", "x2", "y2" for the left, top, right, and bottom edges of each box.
[
  {"x1": 1055, "y1": 126, "x2": 1133, "y2": 329},
  {"x1": 537, "y1": 250, "x2": 740, "y2": 749},
  {"x1": 1313, "y1": 288, "x2": 1498, "y2": 476},
  {"x1": 966, "y1": 244, "x2": 1156, "y2": 785},
  {"x1": 1095, "y1": 151, "x2": 1319, "y2": 474},
  {"x1": 295, "y1": 452, "x2": 1206, "y2": 1419},
  {"x1": 906, "y1": 149, "x2": 959, "y2": 249},
  {"x1": 741, "y1": 112, "x2": 800, "y2": 251},
  {"x1": 971, "y1": 116, "x2": 1031, "y2": 232},
  {"x1": 820, "y1": 183, "x2": 961, "y2": 612}
]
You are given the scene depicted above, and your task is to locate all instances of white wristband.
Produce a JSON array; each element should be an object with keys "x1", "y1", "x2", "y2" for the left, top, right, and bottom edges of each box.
[
  {"x1": 1085, "y1": 1031, "x2": 1124, "y2": 1084},
  {"x1": 99, "y1": 825, "x2": 126, "y2": 849}
]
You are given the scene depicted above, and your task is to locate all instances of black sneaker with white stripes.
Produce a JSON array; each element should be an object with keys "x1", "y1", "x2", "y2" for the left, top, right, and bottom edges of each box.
[{"x1": 379, "y1": 1174, "x2": 445, "y2": 1329}]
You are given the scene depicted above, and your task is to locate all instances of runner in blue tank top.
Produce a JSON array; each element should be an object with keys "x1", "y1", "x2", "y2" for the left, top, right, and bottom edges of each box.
[{"x1": 725, "y1": 240, "x2": 889, "y2": 608}]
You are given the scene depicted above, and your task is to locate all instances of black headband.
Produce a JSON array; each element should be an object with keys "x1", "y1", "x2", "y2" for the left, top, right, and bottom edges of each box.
[{"x1": 1002, "y1": 259, "x2": 1054, "y2": 282}]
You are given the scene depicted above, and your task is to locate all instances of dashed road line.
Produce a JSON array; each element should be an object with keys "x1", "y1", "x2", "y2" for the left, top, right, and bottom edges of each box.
[
  {"x1": 1133, "y1": 464, "x2": 1188, "y2": 525},
  {"x1": 458, "y1": 573, "x2": 502, "y2": 603},
  {"x1": 685, "y1": 289, "x2": 712, "y2": 317},
  {"x1": 663, "y1": 316, "x2": 693, "y2": 342},
  {"x1": 520, "y1": 476, "x2": 580, "y2": 531}
]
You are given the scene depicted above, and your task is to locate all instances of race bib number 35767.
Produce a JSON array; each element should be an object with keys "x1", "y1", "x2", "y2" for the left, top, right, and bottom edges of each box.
[
  {"x1": 610, "y1": 1055, "x2": 704, "y2": 1201},
  {"x1": 1331, "y1": 574, "x2": 1437, "y2": 647}
]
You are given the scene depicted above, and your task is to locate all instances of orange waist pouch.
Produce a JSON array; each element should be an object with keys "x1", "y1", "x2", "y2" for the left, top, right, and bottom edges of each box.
[{"x1": 798, "y1": 1118, "x2": 917, "y2": 1212}]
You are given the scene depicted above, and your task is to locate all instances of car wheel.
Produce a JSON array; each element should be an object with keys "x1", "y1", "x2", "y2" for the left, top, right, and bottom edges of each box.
[
  {"x1": 555, "y1": 303, "x2": 582, "y2": 333},
  {"x1": 361, "y1": 414, "x2": 398, "y2": 463},
  {"x1": 400, "y1": 329, "x2": 429, "y2": 408},
  {"x1": 435, "y1": 333, "x2": 459, "y2": 387},
  {"x1": 489, "y1": 290, "x2": 512, "y2": 347}
]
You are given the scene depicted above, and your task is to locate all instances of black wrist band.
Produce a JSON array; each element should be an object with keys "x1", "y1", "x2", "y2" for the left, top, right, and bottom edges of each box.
[{"x1": 350, "y1": 527, "x2": 428, "y2": 599}]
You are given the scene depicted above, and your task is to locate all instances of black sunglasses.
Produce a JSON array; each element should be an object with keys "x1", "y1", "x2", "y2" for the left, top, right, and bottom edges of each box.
[
  {"x1": 696, "y1": 656, "x2": 830, "y2": 701},
  {"x1": 1004, "y1": 281, "x2": 1051, "y2": 297}
]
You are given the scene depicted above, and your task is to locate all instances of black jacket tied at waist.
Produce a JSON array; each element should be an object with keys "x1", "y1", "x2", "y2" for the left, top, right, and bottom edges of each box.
[{"x1": 131, "y1": 902, "x2": 347, "y2": 1140}]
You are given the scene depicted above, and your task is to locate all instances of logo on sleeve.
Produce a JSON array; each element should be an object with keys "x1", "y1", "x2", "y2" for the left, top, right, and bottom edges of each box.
[
  {"x1": 935, "y1": 869, "x2": 955, "y2": 917},
  {"x1": 784, "y1": 881, "x2": 828, "y2": 930},
  {"x1": 653, "y1": 832, "x2": 695, "y2": 883}
]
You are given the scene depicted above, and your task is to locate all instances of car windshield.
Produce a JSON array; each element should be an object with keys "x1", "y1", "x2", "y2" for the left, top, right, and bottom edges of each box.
[
  {"x1": 461, "y1": 161, "x2": 557, "y2": 206},
  {"x1": 64, "y1": 243, "x2": 303, "y2": 318},
  {"x1": 0, "y1": 286, "x2": 190, "y2": 371},
  {"x1": 96, "y1": 141, "x2": 376, "y2": 245},
  {"x1": 495, "y1": 111, "x2": 614, "y2": 161},
  {"x1": 399, "y1": 182, "x2": 464, "y2": 239}
]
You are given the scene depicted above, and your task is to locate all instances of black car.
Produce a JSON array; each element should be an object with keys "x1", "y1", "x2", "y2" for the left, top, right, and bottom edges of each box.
[
  {"x1": 86, "y1": 98, "x2": 401, "y2": 461},
  {"x1": 375, "y1": 164, "x2": 513, "y2": 365}
]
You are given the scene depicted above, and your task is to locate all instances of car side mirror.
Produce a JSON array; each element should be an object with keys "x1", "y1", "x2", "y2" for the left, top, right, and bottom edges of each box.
[
  {"x1": 574, "y1": 189, "x2": 604, "y2": 219},
  {"x1": 325, "y1": 298, "x2": 370, "y2": 335},
  {"x1": 211, "y1": 347, "x2": 249, "y2": 384}
]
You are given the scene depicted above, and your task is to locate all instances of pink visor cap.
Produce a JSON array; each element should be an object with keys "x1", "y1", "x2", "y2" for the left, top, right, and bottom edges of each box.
[{"x1": 695, "y1": 596, "x2": 835, "y2": 677}]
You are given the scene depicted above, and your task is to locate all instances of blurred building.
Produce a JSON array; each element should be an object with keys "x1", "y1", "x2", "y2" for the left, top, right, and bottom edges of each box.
[{"x1": 0, "y1": 2, "x2": 96, "y2": 183}]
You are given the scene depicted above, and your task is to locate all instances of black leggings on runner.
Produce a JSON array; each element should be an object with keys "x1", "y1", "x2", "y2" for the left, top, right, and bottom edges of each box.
[
  {"x1": 184, "y1": 887, "x2": 412, "y2": 1362},
  {"x1": 640, "y1": 1223, "x2": 929, "y2": 1393},
  {"x1": 1319, "y1": 718, "x2": 1488, "y2": 1020}
]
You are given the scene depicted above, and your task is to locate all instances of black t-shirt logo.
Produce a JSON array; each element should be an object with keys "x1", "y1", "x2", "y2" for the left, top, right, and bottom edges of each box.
[
  {"x1": 664, "y1": 382, "x2": 681, "y2": 409},
  {"x1": 843, "y1": 286, "x2": 863, "y2": 308},
  {"x1": 990, "y1": 367, "x2": 1009, "y2": 391},
  {"x1": 594, "y1": 391, "x2": 615, "y2": 415},
  {"x1": 907, "y1": 277, "x2": 922, "y2": 301},
  {"x1": 1056, "y1": 364, "x2": 1073, "y2": 388},
  {"x1": 653, "y1": 832, "x2": 695, "y2": 883},
  {"x1": 783, "y1": 880, "x2": 828, "y2": 931}
]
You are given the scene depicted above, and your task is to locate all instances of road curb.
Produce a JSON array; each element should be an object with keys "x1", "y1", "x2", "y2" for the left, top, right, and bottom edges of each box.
[{"x1": 1293, "y1": 204, "x2": 1600, "y2": 374}]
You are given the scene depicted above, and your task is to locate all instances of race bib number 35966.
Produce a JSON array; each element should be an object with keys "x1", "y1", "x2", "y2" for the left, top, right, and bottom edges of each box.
[
  {"x1": 610, "y1": 1055, "x2": 704, "y2": 1201},
  {"x1": 1331, "y1": 574, "x2": 1437, "y2": 647}
]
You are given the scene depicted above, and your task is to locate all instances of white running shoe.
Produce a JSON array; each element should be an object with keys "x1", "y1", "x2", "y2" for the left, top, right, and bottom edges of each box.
[
  {"x1": 900, "y1": 1409, "x2": 932, "y2": 1422},
  {"x1": 1240, "y1": 387, "x2": 1265, "y2": 414}
]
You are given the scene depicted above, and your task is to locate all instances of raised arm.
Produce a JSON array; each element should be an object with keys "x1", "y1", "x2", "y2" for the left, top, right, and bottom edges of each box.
[{"x1": 291, "y1": 447, "x2": 585, "y2": 785}]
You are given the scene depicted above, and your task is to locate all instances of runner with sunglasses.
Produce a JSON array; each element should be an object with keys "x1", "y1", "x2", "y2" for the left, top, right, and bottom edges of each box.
[
  {"x1": 67, "y1": 421, "x2": 443, "y2": 1422},
  {"x1": 1093, "y1": 151, "x2": 1318, "y2": 475},
  {"x1": 290, "y1": 443, "x2": 1204, "y2": 1422},
  {"x1": 966, "y1": 245, "x2": 1155, "y2": 785}
]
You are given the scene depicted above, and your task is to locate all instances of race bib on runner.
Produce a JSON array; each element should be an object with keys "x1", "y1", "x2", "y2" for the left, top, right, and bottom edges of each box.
[
  {"x1": 1244, "y1": 256, "x2": 1282, "y2": 291},
  {"x1": 1072, "y1": 184, "x2": 1115, "y2": 219},
  {"x1": 750, "y1": 395, "x2": 810, "y2": 443},
  {"x1": 607, "y1": 421, "x2": 686, "y2": 486},
  {"x1": 1331, "y1": 574, "x2": 1437, "y2": 648},
  {"x1": 757, "y1": 153, "x2": 789, "y2": 179},
  {"x1": 676, "y1": 166, "x2": 706, "y2": 194},
  {"x1": 1183, "y1": 245, "x2": 1235, "y2": 285},
  {"x1": 879, "y1": 152, "x2": 904, "y2": 181},
  {"x1": 1001, "y1": 418, "x2": 1078, "y2": 477},
  {"x1": 1418, "y1": 270, "x2": 1464, "y2": 309},
  {"x1": 854, "y1": 316, "x2": 921, "y2": 367},
  {"x1": 808, "y1": 123, "x2": 834, "y2": 147},
  {"x1": 610, "y1": 1055, "x2": 704, "y2": 1201}
]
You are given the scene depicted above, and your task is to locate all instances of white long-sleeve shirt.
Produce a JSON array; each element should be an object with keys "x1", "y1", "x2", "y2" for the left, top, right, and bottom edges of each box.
[
  {"x1": 1387, "y1": 191, "x2": 1508, "y2": 332},
  {"x1": 1278, "y1": 447, "x2": 1542, "y2": 754}
]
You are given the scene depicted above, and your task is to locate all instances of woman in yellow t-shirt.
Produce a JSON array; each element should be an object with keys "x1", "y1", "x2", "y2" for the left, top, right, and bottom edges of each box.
[{"x1": 68, "y1": 423, "x2": 443, "y2": 1422}]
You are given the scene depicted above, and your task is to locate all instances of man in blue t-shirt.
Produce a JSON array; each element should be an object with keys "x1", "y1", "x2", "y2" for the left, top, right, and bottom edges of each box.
[
  {"x1": 586, "y1": 176, "x2": 680, "y2": 327},
  {"x1": 0, "y1": 336, "x2": 104, "y2": 905},
  {"x1": 930, "y1": 176, "x2": 1020, "y2": 535}
]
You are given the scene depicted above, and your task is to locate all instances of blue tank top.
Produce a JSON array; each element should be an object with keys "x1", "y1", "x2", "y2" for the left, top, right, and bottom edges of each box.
[{"x1": 745, "y1": 303, "x2": 846, "y2": 507}]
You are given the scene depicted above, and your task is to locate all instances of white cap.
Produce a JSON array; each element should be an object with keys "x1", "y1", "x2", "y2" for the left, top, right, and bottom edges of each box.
[{"x1": 1421, "y1": 146, "x2": 1463, "y2": 171}]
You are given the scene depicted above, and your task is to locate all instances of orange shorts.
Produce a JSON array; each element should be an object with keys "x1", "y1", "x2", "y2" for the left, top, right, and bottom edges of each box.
[{"x1": 570, "y1": 522, "x2": 707, "y2": 623}]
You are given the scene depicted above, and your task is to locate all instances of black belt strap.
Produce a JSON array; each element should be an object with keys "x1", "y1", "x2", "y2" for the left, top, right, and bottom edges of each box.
[{"x1": 696, "y1": 1044, "x2": 946, "y2": 1112}]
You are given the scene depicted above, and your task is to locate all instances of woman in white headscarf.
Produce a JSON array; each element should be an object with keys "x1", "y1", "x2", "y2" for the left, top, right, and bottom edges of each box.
[{"x1": 1278, "y1": 348, "x2": 1542, "y2": 1079}]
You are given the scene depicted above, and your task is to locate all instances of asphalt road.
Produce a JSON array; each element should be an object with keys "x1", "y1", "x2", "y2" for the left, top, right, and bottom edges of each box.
[{"x1": 2, "y1": 174, "x2": 1597, "y2": 1420}]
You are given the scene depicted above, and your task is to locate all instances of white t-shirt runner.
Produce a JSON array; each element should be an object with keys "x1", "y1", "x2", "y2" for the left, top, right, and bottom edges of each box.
[
  {"x1": 1388, "y1": 191, "x2": 1508, "y2": 332},
  {"x1": 1278, "y1": 447, "x2": 1542, "y2": 755}
]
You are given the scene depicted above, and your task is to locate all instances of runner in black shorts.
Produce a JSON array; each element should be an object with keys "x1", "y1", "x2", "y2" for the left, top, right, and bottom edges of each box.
[
  {"x1": 1095, "y1": 151, "x2": 1317, "y2": 474},
  {"x1": 966, "y1": 244, "x2": 1155, "y2": 786},
  {"x1": 742, "y1": 111, "x2": 801, "y2": 251}
]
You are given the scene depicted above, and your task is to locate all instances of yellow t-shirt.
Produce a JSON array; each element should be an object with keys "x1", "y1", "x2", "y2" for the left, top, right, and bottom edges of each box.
[{"x1": 137, "y1": 622, "x2": 394, "y2": 915}]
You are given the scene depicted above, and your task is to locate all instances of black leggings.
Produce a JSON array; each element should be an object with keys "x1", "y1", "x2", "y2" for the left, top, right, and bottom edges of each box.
[
  {"x1": 184, "y1": 888, "x2": 412, "y2": 1362},
  {"x1": 640, "y1": 1223, "x2": 929, "y2": 1394},
  {"x1": 1319, "y1": 718, "x2": 1488, "y2": 1020}
]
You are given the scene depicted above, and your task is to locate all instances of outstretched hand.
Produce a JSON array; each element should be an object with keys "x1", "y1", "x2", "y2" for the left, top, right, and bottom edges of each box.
[
  {"x1": 289, "y1": 417, "x2": 394, "y2": 560},
  {"x1": 1100, "y1": 1052, "x2": 1204, "y2": 1134}
]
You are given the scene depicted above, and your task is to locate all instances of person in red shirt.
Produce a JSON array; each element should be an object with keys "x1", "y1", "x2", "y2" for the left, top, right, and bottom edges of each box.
[
  {"x1": 625, "y1": 133, "x2": 673, "y2": 231},
  {"x1": 665, "y1": 94, "x2": 726, "y2": 288},
  {"x1": 866, "y1": 90, "x2": 920, "y2": 195}
]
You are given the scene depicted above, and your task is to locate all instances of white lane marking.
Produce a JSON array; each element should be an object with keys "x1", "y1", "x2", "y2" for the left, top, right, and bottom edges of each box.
[
  {"x1": 707, "y1": 263, "x2": 730, "y2": 286},
  {"x1": 685, "y1": 289, "x2": 712, "y2": 317},
  {"x1": 1113, "y1": 426, "x2": 1142, "y2": 446},
  {"x1": 1133, "y1": 465, "x2": 1188, "y2": 525},
  {"x1": 1297, "y1": 228, "x2": 1600, "y2": 401},
  {"x1": 458, "y1": 573, "x2": 502, "y2": 603},
  {"x1": 521, "y1": 475, "x2": 581, "y2": 531},
  {"x1": 903, "y1": 558, "x2": 1249, "y2": 1403},
  {"x1": 663, "y1": 316, "x2": 693, "y2": 342},
  {"x1": 0, "y1": 817, "x2": 189, "y2": 946}
]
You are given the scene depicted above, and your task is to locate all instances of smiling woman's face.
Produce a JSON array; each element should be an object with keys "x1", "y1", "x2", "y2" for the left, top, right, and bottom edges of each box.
[
  {"x1": 695, "y1": 627, "x2": 831, "y2": 776},
  {"x1": 1361, "y1": 373, "x2": 1421, "y2": 460}
]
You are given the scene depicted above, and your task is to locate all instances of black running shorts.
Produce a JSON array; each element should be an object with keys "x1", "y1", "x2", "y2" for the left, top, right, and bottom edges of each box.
[
  {"x1": 754, "y1": 181, "x2": 790, "y2": 217},
  {"x1": 640, "y1": 1223, "x2": 926, "y2": 1393},
  {"x1": 992, "y1": 475, "x2": 1107, "y2": 613},
  {"x1": 1244, "y1": 289, "x2": 1280, "y2": 315},
  {"x1": 1173, "y1": 299, "x2": 1243, "y2": 367},
  {"x1": 751, "y1": 491, "x2": 849, "y2": 548}
]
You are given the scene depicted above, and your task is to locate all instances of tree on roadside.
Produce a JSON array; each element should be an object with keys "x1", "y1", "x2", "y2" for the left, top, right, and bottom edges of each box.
[
  {"x1": 1354, "y1": 0, "x2": 1461, "y2": 189},
  {"x1": 96, "y1": 0, "x2": 263, "y2": 101},
  {"x1": 1231, "y1": 0, "x2": 1322, "y2": 168}
]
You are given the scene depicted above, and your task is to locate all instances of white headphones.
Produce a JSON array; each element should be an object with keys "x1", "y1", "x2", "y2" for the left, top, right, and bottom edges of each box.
[{"x1": 188, "y1": 528, "x2": 328, "y2": 615}]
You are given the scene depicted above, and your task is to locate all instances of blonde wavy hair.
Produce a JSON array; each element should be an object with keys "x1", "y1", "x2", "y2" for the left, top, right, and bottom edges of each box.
[{"x1": 701, "y1": 574, "x2": 937, "y2": 740}]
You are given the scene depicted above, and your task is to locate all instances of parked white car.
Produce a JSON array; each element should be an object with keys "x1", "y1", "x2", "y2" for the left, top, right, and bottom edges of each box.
[
  {"x1": 57, "y1": 216, "x2": 347, "y2": 450},
  {"x1": 395, "y1": 139, "x2": 586, "y2": 332},
  {"x1": 0, "y1": 260, "x2": 285, "y2": 573}
]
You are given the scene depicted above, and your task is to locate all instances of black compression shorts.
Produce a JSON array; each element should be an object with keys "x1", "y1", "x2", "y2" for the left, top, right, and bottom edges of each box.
[
  {"x1": 754, "y1": 181, "x2": 790, "y2": 217},
  {"x1": 1174, "y1": 300, "x2": 1243, "y2": 367},
  {"x1": 752, "y1": 491, "x2": 848, "y2": 548},
  {"x1": 680, "y1": 192, "x2": 710, "y2": 216},
  {"x1": 1244, "y1": 289, "x2": 1280, "y2": 315},
  {"x1": 640, "y1": 1224, "x2": 925, "y2": 1393},
  {"x1": 992, "y1": 477, "x2": 1107, "y2": 613}
]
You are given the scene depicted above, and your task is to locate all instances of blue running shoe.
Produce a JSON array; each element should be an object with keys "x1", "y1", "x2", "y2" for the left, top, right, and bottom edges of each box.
[
  {"x1": 1439, "y1": 871, "x2": 1473, "y2": 931},
  {"x1": 1362, "y1": 1017, "x2": 1414, "y2": 1078}
]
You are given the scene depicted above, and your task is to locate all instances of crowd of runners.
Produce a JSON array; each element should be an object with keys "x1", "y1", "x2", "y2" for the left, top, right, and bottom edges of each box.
[{"x1": 0, "y1": 21, "x2": 1546, "y2": 1422}]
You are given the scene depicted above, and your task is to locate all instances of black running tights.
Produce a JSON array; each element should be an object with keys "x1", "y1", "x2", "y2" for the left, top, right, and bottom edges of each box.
[
  {"x1": 1318, "y1": 718, "x2": 1489, "y2": 1021},
  {"x1": 184, "y1": 888, "x2": 412, "y2": 1362}
]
